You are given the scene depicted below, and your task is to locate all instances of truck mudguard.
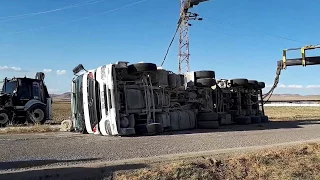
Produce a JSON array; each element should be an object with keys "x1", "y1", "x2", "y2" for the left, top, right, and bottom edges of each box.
[{"x1": 24, "y1": 99, "x2": 46, "y2": 111}]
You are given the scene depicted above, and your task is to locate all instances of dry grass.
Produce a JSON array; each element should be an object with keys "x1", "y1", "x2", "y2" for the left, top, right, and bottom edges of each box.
[
  {"x1": 0, "y1": 125, "x2": 60, "y2": 134},
  {"x1": 114, "y1": 143, "x2": 320, "y2": 180},
  {"x1": 52, "y1": 101, "x2": 71, "y2": 123},
  {"x1": 264, "y1": 107, "x2": 320, "y2": 121}
]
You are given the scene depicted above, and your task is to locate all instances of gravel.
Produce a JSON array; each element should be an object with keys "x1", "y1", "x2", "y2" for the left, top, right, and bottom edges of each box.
[{"x1": 1, "y1": 120, "x2": 320, "y2": 172}]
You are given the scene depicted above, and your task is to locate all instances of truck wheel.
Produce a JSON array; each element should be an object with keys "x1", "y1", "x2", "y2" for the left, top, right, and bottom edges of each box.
[
  {"x1": 197, "y1": 112, "x2": 219, "y2": 121},
  {"x1": 250, "y1": 116, "x2": 261, "y2": 123},
  {"x1": 230, "y1": 79, "x2": 248, "y2": 87},
  {"x1": 197, "y1": 121, "x2": 219, "y2": 129},
  {"x1": 234, "y1": 116, "x2": 251, "y2": 125},
  {"x1": 196, "y1": 78, "x2": 216, "y2": 87},
  {"x1": 258, "y1": 82, "x2": 265, "y2": 89},
  {"x1": 195, "y1": 71, "x2": 215, "y2": 79},
  {"x1": 261, "y1": 115, "x2": 269, "y2": 123},
  {"x1": 127, "y1": 63, "x2": 157, "y2": 74},
  {"x1": 0, "y1": 110, "x2": 11, "y2": 127},
  {"x1": 248, "y1": 80, "x2": 258, "y2": 88},
  {"x1": 135, "y1": 123, "x2": 163, "y2": 136},
  {"x1": 27, "y1": 106, "x2": 46, "y2": 124}
]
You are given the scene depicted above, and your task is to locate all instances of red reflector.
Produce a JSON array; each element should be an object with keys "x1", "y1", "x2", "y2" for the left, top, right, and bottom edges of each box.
[
  {"x1": 89, "y1": 72, "x2": 94, "y2": 79},
  {"x1": 93, "y1": 125, "x2": 97, "y2": 132}
]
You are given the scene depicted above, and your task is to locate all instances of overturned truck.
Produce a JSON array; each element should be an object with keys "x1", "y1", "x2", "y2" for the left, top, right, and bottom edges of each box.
[{"x1": 71, "y1": 62, "x2": 268, "y2": 136}]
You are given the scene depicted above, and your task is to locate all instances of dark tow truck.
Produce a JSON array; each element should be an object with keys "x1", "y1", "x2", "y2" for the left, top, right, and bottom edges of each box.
[{"x1": 0, "y1": 72, "x2": 53, "y2": 127}]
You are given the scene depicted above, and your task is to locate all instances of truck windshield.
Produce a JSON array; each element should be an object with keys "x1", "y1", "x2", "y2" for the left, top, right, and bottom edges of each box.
[{"x1": 2, "y1": 81, "x2": 17, "y2": 94}]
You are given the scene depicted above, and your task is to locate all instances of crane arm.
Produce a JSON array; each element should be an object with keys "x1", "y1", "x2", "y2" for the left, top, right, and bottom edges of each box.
[{"x1": 263, "y1": 44, "x2": 320, "y2": 102}]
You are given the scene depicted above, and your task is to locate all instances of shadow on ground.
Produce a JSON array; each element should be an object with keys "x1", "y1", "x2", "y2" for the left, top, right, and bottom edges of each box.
[
  {"x1": 138, "y1": 119, "x2": 320, "y2": 137},
  {"x1": 0, "y1": 158, "x2": 100, "y2": 170},
  {"x1": 0, "y1": 162, "x2": 147, "y2": 180}
]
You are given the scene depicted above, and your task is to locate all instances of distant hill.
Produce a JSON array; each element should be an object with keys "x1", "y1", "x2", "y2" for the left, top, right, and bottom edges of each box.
[
  {"x1": 266, "y1": 94, "x2": 320, "y2": 101},
  {"x1": 51, "y1": 92, "x2": 71, "y2": 102}
]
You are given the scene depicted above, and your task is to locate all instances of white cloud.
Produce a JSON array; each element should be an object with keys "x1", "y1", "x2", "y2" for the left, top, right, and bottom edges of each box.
[
  {"x1": 286, "y1": 84, "x2": 304, "y2": 89},
  {"x1": 43, "y1": 69, "x2": 52, "y2": 73},
  {"x1": 0, "y1": 66, "x2": 26, "y2": 72},
  {"x1": 306, "y1": 85, "x2": 320, "y2": 89},
  {"x1": 56, "y1": 70, "x2": 67, "y2": 75},
  {"x1": 266, "y1": 83, "x2": 320, "y2": 89}
]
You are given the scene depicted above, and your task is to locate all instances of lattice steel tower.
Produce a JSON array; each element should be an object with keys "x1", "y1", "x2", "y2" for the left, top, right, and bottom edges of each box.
[{"x1": 178, "y1": 0, "x2": 209, "y2": 74}]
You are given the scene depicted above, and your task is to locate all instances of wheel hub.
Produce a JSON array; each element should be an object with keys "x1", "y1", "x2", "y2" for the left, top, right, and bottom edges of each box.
[
  {"x1": 31, "y1": 109, "x2": 44, "y2": 123},
  {"x1": 0, "y1": 113, "x2": 9, "y2": 124}
]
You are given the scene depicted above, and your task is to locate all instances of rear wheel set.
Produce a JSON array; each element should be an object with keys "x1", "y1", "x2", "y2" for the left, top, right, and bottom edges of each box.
[
  {"x1": 194, "y1": 71, "x2": 216, "y2": 88},
  {"x1": 197, "y1": 112, "x2": 220, "y2": 129}
]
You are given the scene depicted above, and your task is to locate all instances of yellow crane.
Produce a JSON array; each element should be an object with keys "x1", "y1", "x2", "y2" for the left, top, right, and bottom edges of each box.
[{"x1": 264, "y1": 44, "x2": 320, "y2": 101}]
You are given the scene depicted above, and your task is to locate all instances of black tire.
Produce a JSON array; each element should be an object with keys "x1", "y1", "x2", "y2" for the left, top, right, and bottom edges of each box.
[
  {"x1": 197, "y1": 112, "x2": 219, "y2": 121},
  {"x1": 248, "y1": 80, "x2": 258, "y2": 88},
  {"x1": 195, "y1": 78, "x2": 216, "y2": 87},
  {"x1": 197, "y1": 121, "x2": 219, "y2": 129},
  {"x1": 234, "y1": 116, "x2": 251, "y2": 125},
  {"x1": 135, "y1": 123, "x2": 163, "y2": 136},
  {"x1": 127, "y1": 63, "x2": 157, "y2": 74},
  {"x1": 261, "y1": 115, "x2": 269, "y2": 123},
  {"x1": 0, "y1": 109, "x2": 11, "y2": 127},
  {"x1": 195, "y1": 71, "x2": 215, "y2": 79},
  {"x1": 258, "y1": 82, "x2": 266, "y2": 89},
  {"x1": 26, "y1": 105, "x2": 46, "y2": 124},
  {"x1": 250, "y1": 116, "x2": 261, "y2": 123},
  {"x1": 230, "y1": 79, "x2": 248, "y2": 87}
]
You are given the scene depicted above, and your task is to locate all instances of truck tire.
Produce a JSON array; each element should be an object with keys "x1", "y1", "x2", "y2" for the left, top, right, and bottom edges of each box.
[
  {"x1": 197, "y1": 121, "x2": 219, "y2": 129},
  {"x1": 261, "y1": 115, "x2": 269, "y2": 123},
  {"x1": 197, "y1": 112, "x2": 219, "y2": 121},
  {"x1": 195, "y1": 71, "x2": 215, "y2": 79},
  {"x1": 27, "y1": 105, "x2": 46, "y2": 124},
  {"x1": 250, "y1": 116, "x2": 261, "y2": 123},
  {"x1": 234, "y1": 116, "x2": 251, "y2": 125},
  {"x1": 127, "y1": 63, "x2": 157, "y2": 74},
  {"x1": 248, "y1": 80, "x2": 258, "y2": 88},
  {"x1": 196, "y1": 78, "x2": 216, "y2": 87},
  {"x1": 135, "y1": 123, "x2": 163, "y2": 136},
  {"x1": 258, "y1": 82, "x2": 265, "y2": 89},
  {"x1": 230, "y1": 79, "x2": 248, "y2": 87},
  {"x1": 0, "y1": 109, "x2": 11, "y2": 127}
]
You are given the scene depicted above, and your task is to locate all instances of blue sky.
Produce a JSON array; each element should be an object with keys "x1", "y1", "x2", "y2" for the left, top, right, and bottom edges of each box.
[{"x1": 0, "y1": 0, "x2": 319, "y2": 95}]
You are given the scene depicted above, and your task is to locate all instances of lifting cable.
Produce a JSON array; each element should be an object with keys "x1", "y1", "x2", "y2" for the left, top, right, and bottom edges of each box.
[
  {"x1": 262, "y1": 65, "x2": 282, "y2": 104},
  {"x1": 161, "y1": 24, "x2": 180, "y2": 67}
]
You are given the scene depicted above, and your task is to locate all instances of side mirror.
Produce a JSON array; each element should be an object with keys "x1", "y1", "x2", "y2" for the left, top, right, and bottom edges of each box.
[{"x1": 13, "y1": 89, "x2": 17, "y2": 96}]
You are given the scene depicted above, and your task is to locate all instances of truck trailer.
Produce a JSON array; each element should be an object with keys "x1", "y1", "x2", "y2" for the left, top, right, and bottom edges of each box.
[{"x1": 71, "y1": 62, "x2": 268, "y2": 136}]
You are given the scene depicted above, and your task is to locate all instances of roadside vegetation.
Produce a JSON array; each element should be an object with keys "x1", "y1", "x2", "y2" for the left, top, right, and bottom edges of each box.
[
  {"x1": 0, "y1": 125, "x2": 60, "y2": 134},
  {"x1": 53, "y1": 101, "x2": 71, "y2": 123},
  {"x1": 114, "y1": 143, "x2": 320, "y2": 180},
  {"x1": 265, "y1": 106, "x2": 320, "y2": 121}
]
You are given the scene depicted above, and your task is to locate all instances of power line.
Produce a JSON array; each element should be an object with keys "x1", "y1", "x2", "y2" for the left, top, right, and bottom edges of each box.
[
  {"x1": 205, "y1": 18, "x2": 305, "y2": 44},
  {"x1": 161, "y1": 23, "x2": 180, "y2": 67},
  {"x1": 0, "y1": 0, "x2": 105, "y2": 23},
  {"x1": 1, "y1": 0, "x2": 151, "y2": 36}
]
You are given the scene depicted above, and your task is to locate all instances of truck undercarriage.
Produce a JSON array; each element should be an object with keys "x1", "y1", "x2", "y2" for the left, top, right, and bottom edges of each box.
[{"x1": 71, "y1": 62, "x2": 268, "y2": 136}]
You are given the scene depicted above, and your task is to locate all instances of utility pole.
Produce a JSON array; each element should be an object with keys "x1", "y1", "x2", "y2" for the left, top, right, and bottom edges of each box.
[{"x1": 178, "y1": 0, "x2": 209, "y2": 74}]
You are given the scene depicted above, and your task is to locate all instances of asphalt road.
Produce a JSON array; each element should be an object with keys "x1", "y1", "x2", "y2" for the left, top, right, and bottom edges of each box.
[{"x1": 1, "y1": 120, "x2": 320, "y2": 172}]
